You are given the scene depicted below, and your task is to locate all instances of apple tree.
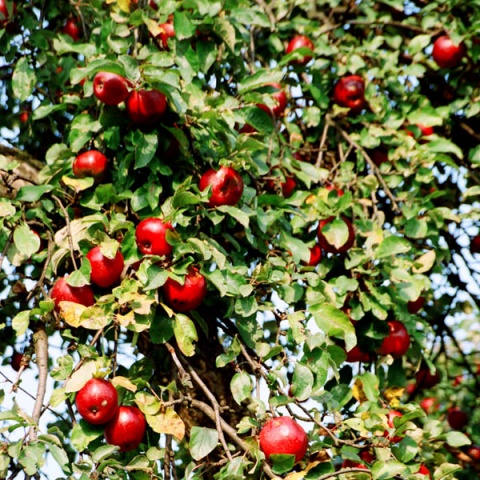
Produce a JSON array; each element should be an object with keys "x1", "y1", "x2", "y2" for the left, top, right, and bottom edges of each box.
[{"x1": 1, "y1": 0, "x2": 480, "y2": 479}]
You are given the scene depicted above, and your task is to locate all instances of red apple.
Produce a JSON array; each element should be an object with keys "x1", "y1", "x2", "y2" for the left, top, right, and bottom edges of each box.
[
  {"x1": 419, "y1": 397, "x2": 439, "y2": 414},
  {"x1": 333, "y1": 75, "x2": 366, "y2": 110},
  {"x1": 0, "y1": 0, "x2": 16, "y2": 26},
  {"x1": 257, "y1": 83, "x2": 287, "y2": 119},
  {"x1": 406, "y1": 124, "x2": 434, "y2": 138},
  {"x1": 11, "y1": 351, "x2": 27, "y2": 372},
  {"x1": 408, "y1": 296, "x2": 425, "y2": 314},
  {"x1": 135, "y1": 218, "x2": 174, "y2": 257},
  {"x1": 377, "y1": 320, "x2": 410, "y2": 358},
  {"x1": 126, "y1": 89, "x2": 167, "y2": 124},
  {"x1": 341, "y1": 450, "x2": 375, "y2": 469},
  {"x1": 286, "y1": 35, "x2": 314, "y2": 65},
  {"x1": 345, "y1": 345, "x2": 372, "y2": 363},
  {"x1": 325, "y1": 184, "x2": 345, "y2": 197},
  {"x1": 370, "y1": 148, "x2": 389, "y2": 167},
  {"x1": 259, "y1": 416, "x2": 308, "y2": 463},
  {"x1": 51, "y1": 276, "x2": 95, "y2": 311},
  {"x1": 199, "y1": 166, "x2": 244, "y2": 207},
  {"x1": 157, "y1": 22, "x2": 175, "y2": 49},
  {"x1": 417, "y1": 464, "x2": 431, "y2": 478},
  {"x1": 61, "y1": 18, "x2": 81, "y2": 42},
  {"x1": 432, "y1": 35, "x2": 466, "y2": 69},
  {"x1": 467, "y1": 445, "x2": 480, "y2": 461},
  {"x1": 75, "y1": 378, "x2": 118, "y2": 425},
  {"x1": 415, "y1": 366, "x2": 440, "y2": 389},
  {"x1": 384, "y1": 410, "x2": 404, "y2": 443},
  {"x1": 93, "y1": 72, "x2": 130, "y2": 106},
  {"x1": 303, "y1": 243, "x2": 322, "y2": 267},
  {"x1": 163, "y1": 267, "x2": 207, "y2": 312},
  {"x1": 447, "y1": 407, "x2": 468, "y2": 430},
  {"x1": 19, "y1": 110, "x2": 29, "y2": 123},
  {"x1": 86, "y1": 246, "x2": 124, "y2": 289},
  {"x1": 73, "y1": 150, "x2": 108, "y2": 181},
  {"x1": 266, "y1": 173, "x2": 296, "y2": 198},
  {"x1": 104, "y1": 405, "x2": 146, "y2": 452},
  {"x1": 317, "y1": 216, "x2": 355, "y2": 254},
  {"x1": 471, "y1": 235, "x2": 480, "y2": 254}
]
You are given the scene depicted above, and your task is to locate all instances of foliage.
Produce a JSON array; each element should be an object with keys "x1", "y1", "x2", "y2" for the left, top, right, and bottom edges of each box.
[{"x1": 1, "y1": 0, "x2": 480, "y2": 479}]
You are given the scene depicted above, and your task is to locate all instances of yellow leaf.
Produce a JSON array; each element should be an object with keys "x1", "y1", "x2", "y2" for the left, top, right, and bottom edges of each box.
[
  {"x1": 116, "y1": 311, "x2": 135, "y2": 328},
  {"x1": 412, "y1": 250, "x2": 436, "y2": 273},
  {"x1": 111, "y1": 376, "x2": 137, "y2": 392},
  {"x1": 80, "y1": 306, "x2": 112, "y2": 330},
  {"x1": 352, "y1": 378, "x2": 368, "y2": 404},
  {"x1": 384, "y1": 387, "x2": 405, "y2": 407},
  {"x1": 65, "y1": 361, "x2": 96, "y2": 393},
  {"x1": 144, "y1": 17, "x2": 162, "y2": 37},
  {"x1": 59, "y1": 301, "x2": 87, "y2": 328},
  {"x1": 146, "y1": 407, "x2": 185, "y2": 441}
]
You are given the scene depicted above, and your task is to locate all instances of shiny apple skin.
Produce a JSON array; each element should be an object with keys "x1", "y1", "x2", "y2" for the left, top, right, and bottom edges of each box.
[
  {"x1": 333, "y1": 75, "x2": 366, "y2": 110},
  {"x1": 377, "y1": 320, "x2": 410, "y2": 358},
  {"x1": 163, "y1": 267, "x2": 207, "y2": 312},
  {"x1": 104, "y1": 405, "x2": 146, "y2": 452},
  {"x1": 286, "y1": 35, "x2": 314, "y2": 64},
  {"x1": 432, "y1": 35, "x2": 466, "y2": 69},
  {"x1": 135, "y1": 218, "x2": 174, "y2": 257},
  {"x1": 447, "y1": 406, "x2": 468, "y2": 430},
  {"x1": 157, "y1": 22, "x2": 175, "y2": 49},
  {"x1": 126, "y1": 89, "x2": 167, "y2": 124},
  {"x1": 93, "y1": 72, "x2": 130, "y2": 106},
  {"x1": 259, "y1": 416, "x2": 308, "y2": 463},
  {"x1": 317, "y1": 216, "x2": 355, "y2": 254},
  {"x1": 51, "y1": 276, "x2": 95, "y2": 311},
  {"x1": 199, "y1": 166, "x2": 244, "y2": 207},
  {"x1": 75, "y1": 378, "x2": 118, "y2": 425},
  {"x1": 86, "y1": 246, "x2": 124, "y2": 289},
  {"x1": 61, "y1": 18, "x2": 81, "y2": 42},
  {"x1": 305, "y1": 243, "x2": 322, "y2": 267},
  {"x1": 73, "y1": 150, "x2": 108, "y2": 181}
]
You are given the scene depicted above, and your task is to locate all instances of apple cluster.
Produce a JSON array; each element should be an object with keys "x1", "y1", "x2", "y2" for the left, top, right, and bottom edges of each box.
[{"x1": 75, "y1": 378, "x2": 146, "y2": 452}]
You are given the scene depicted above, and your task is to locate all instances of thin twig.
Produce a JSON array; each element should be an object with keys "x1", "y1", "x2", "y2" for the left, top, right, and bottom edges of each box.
[{"x1": 52, "y1": 195, "x2": 78, "y2": 270}]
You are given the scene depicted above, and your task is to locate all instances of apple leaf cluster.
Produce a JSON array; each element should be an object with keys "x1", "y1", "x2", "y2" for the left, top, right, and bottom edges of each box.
[{"x1": 0, "y1": 1, "x2": 480, "y2": 480}]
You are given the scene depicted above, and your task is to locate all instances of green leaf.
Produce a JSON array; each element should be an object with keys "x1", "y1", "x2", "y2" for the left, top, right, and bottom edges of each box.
[
  {"x1": 12, "y1": 311, "x2": 30, "y2": 336},
  {"x1": 427, "y1": 139, "x2": 463, "y2": 159},
  {"x1": 12, "y1": 58, "x2": 36, "y2": 102},
  {"x1": 310, "y1": 304, "x2": 356, "y2": 351},
  {"x1": 279, "y1": 232, "x2": 310, "y2": 264},
  {"x1": 356, "y1": 372, "x2": 380, "y2": 402},
  {"x1": 15, "y1": 185, "x2": 53, "y2": 202},
  {"x1": 445, "y1": 431, "x2": 471, "y2": 447},
  {"x1": 270, "y1": 454, "x2": 296, "y2": 475},
  {"x1": 217, "y1": 205, "x2": 250, "y2": 228},
  {"x1": 238, "y1": 69, "x2": 284, "y2": 94},
  {"x1": 291, "y1": 363, "x2": 314, "y2": 402},
  {"x1": 173, "y1": 313, "x2": 198, "y2": 357},
  {"x1": 407, "y1": 106, "x2": 443, "y2": 127},
  {"x1": 67, "y1": 258, "x2": 92, "y2": 287},
  {"x1": 71, "y1": 420, "x2": 104, "y2": 451},
  {"x1": 371, "y1": 460, "x2": 407, "y2": 479},
  {"x1": 375, "y1": 236, "x2": 411, "y2": 259},
  {"x1": 173, "y1": 11, "x2": 196, "y2": 40},
  {"x1": 230, "y1": 371, "x2": 252, "y2": 405},
  {"x1": 69, "y1": 114, "x2": 102, "y2": 153},
  {"x1": 213, "y1": 18, "x2": 236, "y2": 52},
  {"x1": 48, "y1": 444, "x2": 71, "y2": 474},
  {"x1": 133, "y1": 132, "x2": 158, "y2": 169},
  {"x1": 32, "y1": 104, "x2": 68, "y2": 120},
  {"x1": 13, "y1": 224, "x2": 40, "y2": 257},
  {"x1": 190, "y1": 427, "x2": 218, "y2": 461},
  {"x1": 321, "y1": 218, "x2": 349, "y2": 250}
]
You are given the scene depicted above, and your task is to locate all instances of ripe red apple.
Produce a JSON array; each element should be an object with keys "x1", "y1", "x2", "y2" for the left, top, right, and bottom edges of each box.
[
  {"x1": 377, "y1": 320, "x2": 410, "y2": 358},
  {"x1": 86, "y1": 246, "x2": 124, "y2": 289},
  {"x1": 286, "y1": 35, "x2": 314, "y2": 65},
  {"x1": 104, "y1": 405, "x2": 146, "y2": 452},
  {"x1": 317, "y1": 216, "x2": 355, "y2": 254},
  {"x1": 370, "y1": 148, "x2": 389, "y2": 167},
  {"x1": 432, "y1": 35, "x2": 466, "y2": 69},
  {"x1": 73, "y1": 150, "x2": 108, "y2": 181},
  {"x1": 0, "y1": 0, "x2": 16, "y2": 26},
  {"x1": 259, "y1": 416, "x2": 308, "y2": 463},
  {"x1": 51, "y1": 276, "x2": 95, "y2": 311},
  {"x1": 417, "y1": 464, "x2": 431, "y2": 478},
  {"x1": 199, "y1": 166, "x2": 244, "y2": 207},
  {"x1": 163, "y1": 267, "x2": 207, "y2": 312},
  {"x1": 325, "y1": 184, "x2": 345, "y2": 197},
  {"x1": 19, "y1": 110, "x2": 29, "y2": 123},
  {"x1": 467, "y1": 445, "x2": 480, "y2": 461},
  {"x1": 303, "y1": 243, "x2": 322, "y2": 267},
  {"x1": 93, "y1": 72, "x2": 130, "y2": 106},
  {"x1": 333, "y1": 75, "x2": 366, "y2": 110},
  {"x1": 406, "y1": 124, "x2": 434, "y2": 138},
  {"x1": 341, "y1": 450, "x2": 375, "y2": 469},
  {"x1": 266, "y1": 172, "x2": 296, "y2": 198},
  {"x1": 447, "y1": 407, "x2": 468, "y2": 430},
  {"x1": 75, "y1": 378, "x2": 118, "y2": 425},
  {"x1": 11, "y1": 351, "x2": 27, "y2": 372},
  {"x1": 384, "y1": 410, "x2": 404, "y2": 443},
  {"x1": 61, "y1": 18, "x2": 81, "y2": 42},
  {"x1": 157, "y1": 22, "x2": 175, "y2": 49},
  {"x1": 471, "y1": 235, "x2": 480, "y2": 254},
  {"x1": 415, "y1": 366, "x2": 440, "y2": 389},
  {"x1": 135, "y1": 218, "x2": 174, "y2": 257},
  {"x1": 344, "y1": 345, "x2": 372, "y2": 363},
  {"x1": 257, "y1": 83, "x2": 287, "y2": 118},
  {"x1": 419, "y1": 397, "x2": 439, "y2": 414},
  {"x1": 126, "y1": 89, "x2": 167, "y2": 124},
  {"x1": 408, "y1": 296, "x2": 425, "y2": 314}
]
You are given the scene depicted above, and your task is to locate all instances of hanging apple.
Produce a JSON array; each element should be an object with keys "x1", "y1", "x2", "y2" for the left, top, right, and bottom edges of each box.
[
  {"x1": 75, "y1": 378, "x2": 118, "y2": 425},
  {"x1": 86, "y1": 246, "x2": 124, "y2": 288}
]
